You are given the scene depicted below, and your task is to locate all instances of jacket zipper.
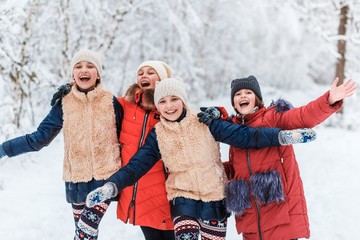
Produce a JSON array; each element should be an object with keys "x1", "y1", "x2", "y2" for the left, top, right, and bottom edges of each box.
[
  {"x1": 243, "y1": 116, "x2": 263, "y2": 240},
  {"x1": 247, "y1": 149, "x2": 263, "y2": 240},
  {"x1": 128, "y1": 111, "x2": 149, "y2": 225}
]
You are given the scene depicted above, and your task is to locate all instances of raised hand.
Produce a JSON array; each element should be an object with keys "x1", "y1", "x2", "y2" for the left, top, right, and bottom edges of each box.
[
  {"x1": 328, "y1": 78, "x2": 356, "y2": 105},
  {"x1": 278, "y1": 128, "x2": 317, "y2": 145},
  {"x1": 197, "y1": 107, "x2": 222, "y2": 126},
  {"x1": 50, "y1": 83, "x2": 73, "y2": 106},
  {"x1": 86, "y1": 182, "x2": 118, "y2": 208}
]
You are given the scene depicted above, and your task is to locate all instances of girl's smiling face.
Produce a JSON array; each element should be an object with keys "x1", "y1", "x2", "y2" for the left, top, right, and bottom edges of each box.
[
  {"x1": 137, "y1": 66, "x2": 161, "y2": 90},
  {"x1": 233, "y1": 89, "x2": 256, "y2": 115},
  {"x1": 73, "y1": 61, "x2": 99, "y2": 91},
  {"x1": 157, "y1": 95, "x2": 184, "y2": 121}
]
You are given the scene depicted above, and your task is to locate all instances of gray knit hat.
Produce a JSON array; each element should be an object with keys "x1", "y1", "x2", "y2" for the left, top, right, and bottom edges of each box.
[
  {"x1": 230, "y1": 75, "x2": 262, "y2": 106},
  {"x1": 70, "y1": 49, "x2": 102, "y2": 80},
  {"x1": 136, "y1": 60, "x2": 173, "y2": 81},
  {"x1": 154, "y1": 77, "x2": 188, "y2": 108}
]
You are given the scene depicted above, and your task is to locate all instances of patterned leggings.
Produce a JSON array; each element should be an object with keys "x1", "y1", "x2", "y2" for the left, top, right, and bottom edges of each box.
[
  {"x1": 174, "y1": 215, "x2": 227, "y2": 240},
  {"x1": 72, "y1": 200, "x2": 111, "y2": 240}
]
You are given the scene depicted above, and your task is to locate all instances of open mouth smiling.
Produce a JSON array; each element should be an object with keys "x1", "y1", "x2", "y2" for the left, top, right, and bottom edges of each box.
[
  {"x1": 79, "y1": 76, "x2": 90, "y2": 82},
  {"x1": 239, "y1": 101, "x2": 250, "y2": 108},
  {"x1": 140, "y1": 79, "x2": 151, "y2": 87}
]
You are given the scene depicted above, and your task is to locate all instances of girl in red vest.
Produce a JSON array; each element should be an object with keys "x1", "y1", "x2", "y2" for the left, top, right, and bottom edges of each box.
[
  {"x1": 223, "y1": 76, "x2": 356, "y2": 240},
  {"x1": 116, "y1": 61, "x2": 175, "y2": 240}
]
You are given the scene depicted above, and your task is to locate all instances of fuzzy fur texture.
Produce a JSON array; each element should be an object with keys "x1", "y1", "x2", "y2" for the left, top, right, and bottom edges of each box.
[
  {"x1": 225, "y1": 179, "x2": 251, "y2": 216},
  {"x1": 62, "y1": 84, "x2": 121, "y2": 182},
  {"x1": 250, "y1": 170, "x2": 285, "y2": 204},
  {"x1": 124, "y1": 83, "x2": 156, "y2": 111},
  {"x1": 156, "y1": 110, "x2": 227, "y2": 202},
  {"x1": 270, "y1": 98, "x2": 294, "y2": 113}
]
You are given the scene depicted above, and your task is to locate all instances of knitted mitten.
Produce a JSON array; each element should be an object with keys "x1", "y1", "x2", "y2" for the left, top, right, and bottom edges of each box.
[
  {"x1": 197, "y1": 107, "x2": 221, "y2": 126},
  {"x1": 278, "y1": 128, "x2": 317, "y2": 145},
  {"x1": 86, "y1": 182, "x2": 118, "y2": 208},
  {"x1": 50, "y1": 83, "x2": 72, "y2": 106}
]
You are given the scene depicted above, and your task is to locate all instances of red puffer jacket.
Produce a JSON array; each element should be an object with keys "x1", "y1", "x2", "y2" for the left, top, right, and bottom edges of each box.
[
  {"x1": 224, "y1": 91, "x2": 342, "y2": 240},
  {"x1": 116, "y1": 84, "x2": 173, "y2": 230}
]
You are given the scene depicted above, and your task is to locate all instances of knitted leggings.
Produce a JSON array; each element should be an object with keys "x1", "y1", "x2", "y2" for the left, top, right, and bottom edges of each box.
[
  {"x1": 173, "y1": 215, "x2": 227, "y2": 240},
  {"x1": 72, "y1": 200, "x2": 111, "y2": 240}
]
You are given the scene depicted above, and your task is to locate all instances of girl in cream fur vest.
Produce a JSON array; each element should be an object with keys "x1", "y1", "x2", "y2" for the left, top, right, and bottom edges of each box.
[
  {"x1": 85, "y1": 77, "x2": 315, "y2": 240},
  {"x1": 0, "y1": 49, "x2": 123, "y2": 240}
]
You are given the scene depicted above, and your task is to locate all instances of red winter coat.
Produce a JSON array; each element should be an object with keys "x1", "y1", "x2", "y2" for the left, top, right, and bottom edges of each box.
[
  {"x1": 116, "y1": 84, "x2": 173, "y2": 230},
  {"x1": 224, "y1": 91, "x2": 342, "y2": 240}
]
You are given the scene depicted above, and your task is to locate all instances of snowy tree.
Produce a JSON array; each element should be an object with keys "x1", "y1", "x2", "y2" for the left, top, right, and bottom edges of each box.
[{"x1": 0, "y1": 0, "x2": 359, "y2": 135}]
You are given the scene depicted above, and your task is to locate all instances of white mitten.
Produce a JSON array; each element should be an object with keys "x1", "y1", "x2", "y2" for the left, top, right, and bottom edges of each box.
[
  {"x1": 86, "y1": 182, "x2": 118, "y2": 208},
  {"x1": 278, "y1": 128, "x2": 317, "y2": 145}
]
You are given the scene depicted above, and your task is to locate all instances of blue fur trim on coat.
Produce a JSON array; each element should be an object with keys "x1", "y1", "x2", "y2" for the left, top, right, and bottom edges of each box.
[
  {"x1": 225, "y1": 179, "x2": 251, "y2": 216},
  {"x1": 250, "y1": 170, "x2": 285, "y2": 204},
  {"x1": 270, "y1": 98, "x2": 294, "y2": 113}
]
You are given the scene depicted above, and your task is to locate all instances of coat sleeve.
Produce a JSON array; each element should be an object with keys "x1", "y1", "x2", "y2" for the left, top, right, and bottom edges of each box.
[
  {"x1": 270, "y1": 91, "x2": 343, "y2": 129},
  {"x1": 108, "y1": 128, "x2": 161, "y2": 190},
  {"x1": 2, "y1": 99, "x2": 63, "y2": 157},
  {"x1": 208, "y1": 119, "x2": 281, "y2": 148}
]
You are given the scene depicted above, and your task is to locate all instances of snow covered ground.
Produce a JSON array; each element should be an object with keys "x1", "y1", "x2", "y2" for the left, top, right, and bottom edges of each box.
[{"x1": 0, "y1": 88, "x2": 359, "y2": 239}]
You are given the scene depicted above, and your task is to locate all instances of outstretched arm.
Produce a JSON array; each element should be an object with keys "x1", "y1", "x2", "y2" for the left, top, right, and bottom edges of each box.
[
  {"x1": 108, "y1": 130, "x2": 160, "y2": 188},
  {"x1": 208, "y1": 119, "x2": 316, "y2": 147},
  {"x1": 328, "y1": 78, "x2": 356, "y2": 105},
  {"x1": 198, "y1": 107, "x2": 316, "y2": 148},
  {"x1": 208, "y1": 119, "x2": 281, "y2": 148},
  {"x1": 1, "y1": 100, "x2": 63, "y2": 157},
  {"x1": 86, "y1": 129, "x2": 161, "y2": 207}
]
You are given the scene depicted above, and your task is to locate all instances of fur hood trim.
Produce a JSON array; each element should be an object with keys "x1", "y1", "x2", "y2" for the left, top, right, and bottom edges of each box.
[
  {"x1": 124, "y1": 83, "x2": 156, "y2": 111},
  {"x1": 270, "y1": 98, "x2": 294, "y2": 113}
]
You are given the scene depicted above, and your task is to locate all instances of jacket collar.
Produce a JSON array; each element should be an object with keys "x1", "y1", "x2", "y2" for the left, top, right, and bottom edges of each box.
[{"x1": 124, "y1": 83, "x2": 156, "y2": 111}]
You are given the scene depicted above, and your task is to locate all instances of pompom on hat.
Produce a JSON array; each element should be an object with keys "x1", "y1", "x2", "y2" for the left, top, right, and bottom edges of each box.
[
  {"x1": 230, "y1": 75, "x2": 262, "y2": 106},
  {"x1": 154, "y1": 77, "x2": 188, "y2": 109},
  {"x1": 70, "y1": 49, "x2": 102, "y2": 80},
  {"x1": 136, "y1": 60, "x2": 173, "y2": 81}
]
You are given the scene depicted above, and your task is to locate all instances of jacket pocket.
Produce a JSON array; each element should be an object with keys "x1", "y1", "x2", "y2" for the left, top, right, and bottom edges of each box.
[
  {"x1": 250, "y1": 169, "x2": 285, "y2": 204},
  {"x1": 225, "y1": 179, "x2": 251, "y2": 216}
]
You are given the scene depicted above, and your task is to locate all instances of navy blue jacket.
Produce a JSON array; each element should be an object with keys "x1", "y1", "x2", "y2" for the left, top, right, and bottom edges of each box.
[
  {"x1": 108, "y1": 118, "x2": 281, "y2": 220},
  {"x1": 2, "y1": 97, "x2": 122, "y2": 157},
  {"x1": 2, "y1": 97, "x2": 123, "y2": 203}
]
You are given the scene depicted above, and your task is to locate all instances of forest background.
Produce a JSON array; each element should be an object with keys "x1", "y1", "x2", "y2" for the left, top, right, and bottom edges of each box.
[
  {"x1": 1, "y1": 0, "x2": 359, "y2": 134},
  {"x1": 0, "y1": 1, "x2": 359, "y2": 239}
]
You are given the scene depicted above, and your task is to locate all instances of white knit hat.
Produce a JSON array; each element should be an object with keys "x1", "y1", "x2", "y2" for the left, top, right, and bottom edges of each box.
[
  {"x1": 136, "y1": 60, "x2": 173, "y2": 80},
  {"x1": 154, "y1": 78, "x2": 188, "y2": 108},
  {"x1": 70, "y1": 49, "x2": 102, "y2": 80}
]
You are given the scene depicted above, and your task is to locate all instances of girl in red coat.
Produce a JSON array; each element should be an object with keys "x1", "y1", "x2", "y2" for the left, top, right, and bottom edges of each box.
[{"x1": 223, "y1": 76, "x2": 356, "y2": 240}]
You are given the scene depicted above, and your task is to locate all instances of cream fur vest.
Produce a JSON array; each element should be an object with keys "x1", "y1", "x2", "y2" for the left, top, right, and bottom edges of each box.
[
  {"x1": 62, "y1": 84, "x2": 121, "y2": 182},
  {"x1": 156, "y1": 110, "x2": 227, "y2": 202}
]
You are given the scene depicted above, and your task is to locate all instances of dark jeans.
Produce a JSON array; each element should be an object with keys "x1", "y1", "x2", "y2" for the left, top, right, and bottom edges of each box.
[{"x1": 140, "y1": 226, "x2": 175, "y2": 240}]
